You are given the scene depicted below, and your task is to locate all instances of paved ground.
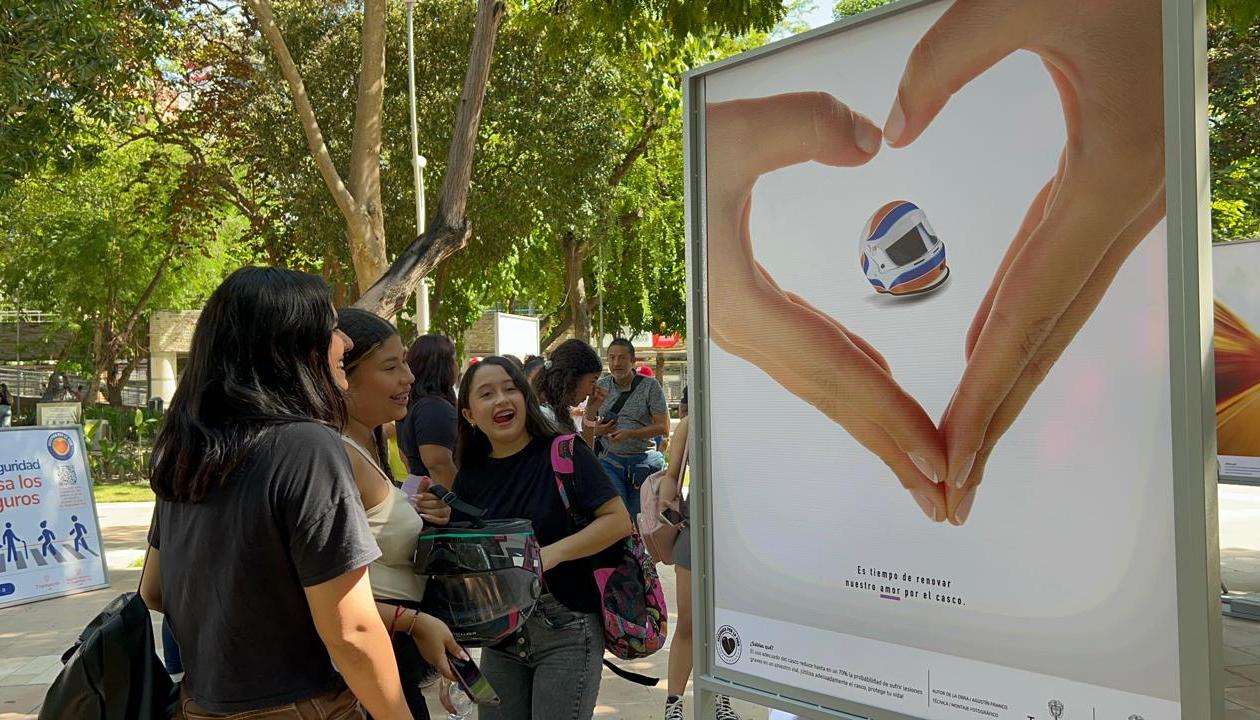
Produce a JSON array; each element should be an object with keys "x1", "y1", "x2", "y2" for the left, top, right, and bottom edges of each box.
[{"x1": 6, "y1": 490, "x2": 1260, "y2": 719}]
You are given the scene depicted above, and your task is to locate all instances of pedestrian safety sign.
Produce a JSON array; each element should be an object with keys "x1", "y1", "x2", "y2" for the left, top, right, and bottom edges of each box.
[{"x1": 0, "y1": 426, "x2": 109, "y2": 607}]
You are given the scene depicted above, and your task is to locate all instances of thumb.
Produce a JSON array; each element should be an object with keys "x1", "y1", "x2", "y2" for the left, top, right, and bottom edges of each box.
[
  {"x1": 884, "y1": 0, "x2": 1036, "y2": 148},
  {"x1": 417, "y1": 475, "x2": 434, "y2": 491}
]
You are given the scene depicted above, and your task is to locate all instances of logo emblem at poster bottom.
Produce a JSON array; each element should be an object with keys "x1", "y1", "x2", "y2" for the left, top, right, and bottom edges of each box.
[
  {"x1": 716, "y1": 625, "x2": 741, "y2": 664},
  {"x1": 47, "y1": 431, "x2": 74, "y2": 461},
  {"x1": 1048, "y1": 699, "x2": 1064, "y2": 720}
]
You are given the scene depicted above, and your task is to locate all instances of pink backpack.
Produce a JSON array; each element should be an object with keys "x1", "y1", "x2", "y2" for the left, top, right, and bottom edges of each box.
[{"x1": 550, "y1": 435, "x2": 668, "y2": 666}]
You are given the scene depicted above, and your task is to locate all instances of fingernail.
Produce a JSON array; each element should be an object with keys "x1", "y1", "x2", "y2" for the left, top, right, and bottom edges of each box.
[
  {"x1": 854, "y1": 116, "x2": 881, "y2": 155},
  {"x1": 909, "y1": 453, "x2": 940, "y2": 484},
  {"x1": 952, "y1": 453, "x2": 976, "y2": 489},
  {"x1": 913, "y1": 492, "x2": 940, "y2": 522},
  {"x1": 884, "y1": 97, "x2": 906, "y2": 146},
  {"x1": 953, "y1": 487, "x2": 978, "y2": 525}
]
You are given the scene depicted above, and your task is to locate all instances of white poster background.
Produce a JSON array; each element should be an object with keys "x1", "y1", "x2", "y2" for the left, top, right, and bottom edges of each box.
[
  {"x1": 0, "y1": 427, "x2": 108, "y2": 608},
  {"x1": 703, "y1": 1, "x2": 1180, "y2": 714},
  {"x1": 1213, "y1": 240, "x2": 1260, "y2": 479},
  {"x1": 493, "y1": 312, "x2": 541, "y2": 359}
]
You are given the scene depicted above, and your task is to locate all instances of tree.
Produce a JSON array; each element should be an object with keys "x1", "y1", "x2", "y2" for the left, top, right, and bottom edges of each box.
[
  {"x1": 0, "y1": 135, "x2": 253, "y2": 405},
  {"x1": 1209, "y1": 15, "x2": 1260, "y2": 241},
  {"x1": 0, "y1": 0, "x2": 170, "y2": 191}
]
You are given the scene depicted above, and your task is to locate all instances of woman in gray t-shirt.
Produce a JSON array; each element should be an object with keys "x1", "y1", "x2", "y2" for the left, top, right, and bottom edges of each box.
[{"x1": 139, "y1": 268, "x2": 413, "y2": 719}]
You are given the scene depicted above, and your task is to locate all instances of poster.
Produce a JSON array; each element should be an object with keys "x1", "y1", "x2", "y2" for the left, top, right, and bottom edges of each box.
[
  {"x1": 697, "y1": 1, "x2": 1182, "y2": 718},
  {"x1": 0, "y1": 426, "x2": 108, "y2": 608},
  {"x1": 1213, "y1": 240, "x2": 1260, "y2": 480}
]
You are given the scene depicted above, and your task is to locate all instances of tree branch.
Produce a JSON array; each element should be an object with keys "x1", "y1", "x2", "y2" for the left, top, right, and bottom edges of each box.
[
  {"x1": 435, "y1": 0, "x2": 506, "y2": 227},
  {"x1": 608, "y1": 117, "x2": 661, "y2": 189},
  {"x1": 242, "y1": 0, "x2": 359, "y2": 224},
  {"x1": 354, "y1": 0, "x2": 506, "y2": 318}
]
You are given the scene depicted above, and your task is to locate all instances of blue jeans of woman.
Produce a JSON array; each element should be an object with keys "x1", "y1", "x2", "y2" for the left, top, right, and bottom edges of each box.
[
  {"x1": 597, "y1": 452, "x2": 664, "y2": 520},
  {"x1": 478, "y1": 594, "x2": 603, "y2": 720}
]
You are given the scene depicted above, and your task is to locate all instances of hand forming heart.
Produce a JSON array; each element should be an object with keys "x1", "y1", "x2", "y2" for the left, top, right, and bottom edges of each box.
[{"x1": 705, "y1": 0, "x2": 1165, "y2": 526}]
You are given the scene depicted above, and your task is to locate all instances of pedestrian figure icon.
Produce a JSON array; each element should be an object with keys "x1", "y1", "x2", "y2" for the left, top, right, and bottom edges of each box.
[
  {"x1": 38, "y1": 521, "x2": 56, "y2": 557},
  {"x1": 2, "y1": 523, "x2": 23, "y2": 563},
  {"x1": 69, "y1": 516, "x2": 91, "y2": 554}
]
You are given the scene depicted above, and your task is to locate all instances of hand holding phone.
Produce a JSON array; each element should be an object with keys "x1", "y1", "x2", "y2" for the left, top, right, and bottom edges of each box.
[
  {"x1": 659, "y1": 507, "x2": 685, "y2": 527},
  {"x1": 448, "y1": 650, "x2": 500, "y2": 706}
]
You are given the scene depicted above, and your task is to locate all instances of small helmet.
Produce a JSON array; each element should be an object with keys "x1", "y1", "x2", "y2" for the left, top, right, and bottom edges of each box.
[
  {"x1": 859, "y1": 200, "x2": 949, "y2": 296},
  {"x1": 415, "y1": 518, "x2": 543, "y2": 646}
]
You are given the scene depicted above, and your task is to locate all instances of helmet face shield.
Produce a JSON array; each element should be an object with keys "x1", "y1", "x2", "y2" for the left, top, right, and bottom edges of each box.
[
  {"x1": 415, "y1": 519, "x2": 543, "y2": 646},
  {"x1": 860, "y1": 200, "x2": 949, "y2": 296}
]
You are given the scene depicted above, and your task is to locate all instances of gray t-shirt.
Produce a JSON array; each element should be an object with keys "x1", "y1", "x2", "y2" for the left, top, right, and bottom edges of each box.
[
  {"x1": 595, "y1": 374, "x2": 667, "y2": 456},
  {"x1": 149, "y1": 422, "x2": 380, "y2": 713}
]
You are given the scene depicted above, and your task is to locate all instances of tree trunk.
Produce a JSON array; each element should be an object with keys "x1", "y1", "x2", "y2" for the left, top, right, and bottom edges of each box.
[
  {"x1": 353, "y1": 0, "x2": 506, "y2": 318},
  {"x1": 347, "y1": 0, "x2": 389, "y2": 291},
  {"x1": 562, "y1": 231, "x2": 591, "y2": 344}
]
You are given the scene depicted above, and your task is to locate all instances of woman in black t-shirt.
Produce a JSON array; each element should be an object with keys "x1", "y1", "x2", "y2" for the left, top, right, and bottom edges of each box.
[
  {"x1": 453, "y1": 356, "x2": 632, "y2": 720},
  {"x1": 398, "y1": 334, "x2": 459, "y2": 490},
  {"x1": 138, "y1": 268, "x2": 412, "y2": 719}
]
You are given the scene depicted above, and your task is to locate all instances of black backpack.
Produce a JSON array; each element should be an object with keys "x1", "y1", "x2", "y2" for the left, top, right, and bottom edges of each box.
[{"x1": 38, "y1": 591, "x2": 177, "y2": 720}]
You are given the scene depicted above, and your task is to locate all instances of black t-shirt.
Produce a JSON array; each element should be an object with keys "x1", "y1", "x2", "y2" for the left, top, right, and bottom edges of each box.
[
  {"x1": 398, "y1": 395, "x2": 457, "y2": 477},
  {"x1": 149, "y1": 422, "x2": 380, "y2": 713},
  {"x1": 452, "y1": 435, "x2": 618, "y2": 613}
]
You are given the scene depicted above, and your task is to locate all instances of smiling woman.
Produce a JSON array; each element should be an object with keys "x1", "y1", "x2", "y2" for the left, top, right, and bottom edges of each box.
[{"x1": 452, "y1": 357, "x2": 632, "y2": 720}]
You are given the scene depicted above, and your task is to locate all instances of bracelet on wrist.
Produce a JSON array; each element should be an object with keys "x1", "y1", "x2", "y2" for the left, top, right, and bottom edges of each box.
[{"x1": 405, "y1": 610, "x2": 422, "y2": 637}]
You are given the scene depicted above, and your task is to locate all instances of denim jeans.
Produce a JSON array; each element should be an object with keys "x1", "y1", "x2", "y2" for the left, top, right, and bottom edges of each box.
[
  {"x1": 175, "y1": 686, "x2": 362, "y2": 719},
  {"x1": 478, "y1": 594, "x2": 603, "y2": 720},
  {"x1": 0, "y1": 405, "x2": 10, "y2": 428},
  {"x1": 598, "y1": 452, "x2": 664, "y2": 520}
]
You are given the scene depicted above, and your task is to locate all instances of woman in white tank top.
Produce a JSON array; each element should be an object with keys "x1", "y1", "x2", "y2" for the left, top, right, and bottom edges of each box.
[{"x1": 337, "y1": 308, "x2": 466, "y2": 718}]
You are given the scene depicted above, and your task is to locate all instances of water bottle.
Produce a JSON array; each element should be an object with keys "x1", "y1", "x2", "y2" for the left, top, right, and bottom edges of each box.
[{"x1": 439, "y1": 679, "x2": 474, "y2": 720}]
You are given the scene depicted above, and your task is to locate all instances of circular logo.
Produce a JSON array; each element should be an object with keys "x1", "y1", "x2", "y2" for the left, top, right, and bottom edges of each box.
[
  {"x1": 47, "y1": 432, "x2": 74, "y2": 461},
  {"x1": 716, "y1": 625, "x2": 741, "y2": 665}
]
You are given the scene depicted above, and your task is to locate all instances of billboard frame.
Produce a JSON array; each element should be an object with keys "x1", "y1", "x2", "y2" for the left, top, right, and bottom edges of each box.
[{"x1": 682, "y1": 0, "x2": 1220, "y2": 717}]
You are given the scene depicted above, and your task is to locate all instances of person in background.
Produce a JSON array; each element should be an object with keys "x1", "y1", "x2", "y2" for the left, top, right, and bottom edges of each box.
[
  {"x1": 523, "y1": 355, "x2": 546, "y2": 384},
  {"x1": 453, "y1": 356, "x2": 632, "y2": 720},
  {"x1": 585, "y1": 338, "x2": 670, "y2": 518},
  {"x1": 657, "y1": 414, "x2": 737, "y2": 720},
  {"x1": 338, "y1": 309, "x2": 464, "y2": 719},
  {"x1": 0, "y1": 383, "x2": 11, "y2": 427},
  {"x1": 140, "y1": 267, "x2": 412, "y2": 719},
  {"x1": 533, "y1": 339, "x2": 602, "y2": 434},
  {"x1": 398, "y1": 335, "x2": 459, "y2": 491}
]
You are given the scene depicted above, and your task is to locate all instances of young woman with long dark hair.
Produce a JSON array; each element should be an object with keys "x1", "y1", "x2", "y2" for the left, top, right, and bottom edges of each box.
[
  {"x1": 139, "y1": 267, "x2": 412, "y2": 719},
  {"x1": 452, "y1": 356, "x2": 632, "y2": 720},
  {"x1": 531, "y1": 339, "x2": 602, "y2": 434},
  {"x1": 398, "y1": 334, "x2": 459, "y2": 490},
  {"x1": 337, "y1": 309, "x2": 465, "y2": 719}
]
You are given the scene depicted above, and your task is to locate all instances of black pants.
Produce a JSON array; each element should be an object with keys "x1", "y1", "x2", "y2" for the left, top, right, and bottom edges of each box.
[{"x1": 366, "y1": 617, "x2": 433, "y2": 720}]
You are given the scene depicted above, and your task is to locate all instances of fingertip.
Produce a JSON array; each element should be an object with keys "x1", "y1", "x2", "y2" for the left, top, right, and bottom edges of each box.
[
  {"x1": 853, "y1": 113, "x2": 882, "y2": 156},
  {"x1": 884, "y1": 96, "x2": 906, "y2": 147}
]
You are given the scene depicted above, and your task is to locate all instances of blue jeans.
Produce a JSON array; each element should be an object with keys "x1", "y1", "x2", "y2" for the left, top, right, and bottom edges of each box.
[
  {"x1": 0, "y1": 405, "x2": 10, "y2": 427},
  {"x1": 598, "y1": 452, "x2": 664, "y2": 520},
  {"x1": 479, "y1": 595, "x2": 603, "y2": 720}
]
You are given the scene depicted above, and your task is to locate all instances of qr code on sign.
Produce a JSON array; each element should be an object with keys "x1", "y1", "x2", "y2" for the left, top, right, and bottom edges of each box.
[{"x1": 56, "y1": 464, "x2": 78, "y2": 485}]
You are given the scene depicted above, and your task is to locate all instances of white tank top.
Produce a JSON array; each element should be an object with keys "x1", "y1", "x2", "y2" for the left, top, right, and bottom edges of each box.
[{"x1": 342, "y1": 435, "x2": 426, "y2": 602}]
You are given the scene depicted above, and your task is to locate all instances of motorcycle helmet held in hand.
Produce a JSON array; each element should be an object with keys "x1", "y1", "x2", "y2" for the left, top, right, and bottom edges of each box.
[
  {"x1": 414, "y1": 513, "x2": 543, "y2": 647},
  {"x1": 859, "y1": 200, "x2": 949, "y2": 296}
]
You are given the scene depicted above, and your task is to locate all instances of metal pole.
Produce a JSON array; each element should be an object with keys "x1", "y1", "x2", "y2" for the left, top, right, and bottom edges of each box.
[{"x1": 405, "y1": 0, "x2": 431, "y2": 334}]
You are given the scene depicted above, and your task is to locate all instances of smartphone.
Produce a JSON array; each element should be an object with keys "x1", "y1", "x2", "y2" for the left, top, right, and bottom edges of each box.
[
  {"x1": 659, "y1": 507, "x2": 685, "y2": 527},
  {"x1": 448, "y1": 651, "x2": 500, "y2": 706}
]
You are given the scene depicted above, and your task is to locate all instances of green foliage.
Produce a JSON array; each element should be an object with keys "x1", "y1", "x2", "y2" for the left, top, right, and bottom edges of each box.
[
  {"x1": 0, "y1": 0, "x2": 171, "y2": 190},
  {"x1": 833, "y1": 0, "x2": 895, "y2": 20},
  {"x1": 0, "y1": 133, "x2": 254, "y2": 379},
  {"x1": 1209, "y1": 16, "x2": 1260, "y2": 240}
]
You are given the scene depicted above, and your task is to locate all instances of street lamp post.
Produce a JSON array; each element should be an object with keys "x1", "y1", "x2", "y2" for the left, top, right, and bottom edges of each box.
[{"x1": 405, "y1": 0, "x2": 430, "y2": 334}]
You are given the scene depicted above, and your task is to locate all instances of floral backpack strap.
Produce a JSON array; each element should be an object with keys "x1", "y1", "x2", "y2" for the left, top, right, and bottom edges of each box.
[{"x1": 549, "y1": 434, "x2": 582, "y2": 525}]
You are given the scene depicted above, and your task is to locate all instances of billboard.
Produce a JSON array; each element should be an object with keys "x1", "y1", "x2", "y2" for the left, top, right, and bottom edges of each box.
[
  {"x1": 685, "y1": 1, "x2": 1217, "y2": 718},
  {"x1": 1213, "y1": 240, "x2": 1260, "y2": 481},
  {"x1": 0, "y1": 426, "x2": 108, "y2": 608}
]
